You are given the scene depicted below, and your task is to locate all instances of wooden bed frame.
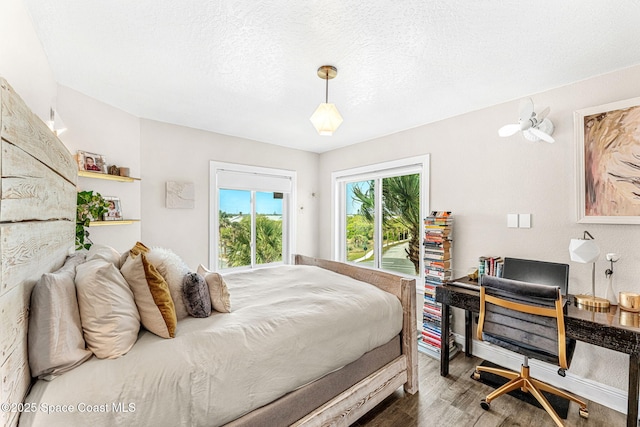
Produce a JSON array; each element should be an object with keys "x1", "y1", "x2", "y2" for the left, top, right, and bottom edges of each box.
[
  {"x1": 0, "y1": 77, "x2": 417, "y2": 427},
  {"x1": 292, "y1": 255, "x2": 418, "y2": 426}
]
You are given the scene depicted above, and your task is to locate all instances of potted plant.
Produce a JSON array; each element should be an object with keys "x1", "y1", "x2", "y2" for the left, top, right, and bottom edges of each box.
[{"x1": 76, "y1": 190, "x2": 110, "y2": 250}]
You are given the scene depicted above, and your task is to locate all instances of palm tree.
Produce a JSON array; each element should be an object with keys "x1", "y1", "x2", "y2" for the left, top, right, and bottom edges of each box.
[
  {"x1": 224, "y1": 215, "x2": 282, "y2": 267},
  {"x1": 352, "y1": 174, "x2": 420, "y2": 274}
]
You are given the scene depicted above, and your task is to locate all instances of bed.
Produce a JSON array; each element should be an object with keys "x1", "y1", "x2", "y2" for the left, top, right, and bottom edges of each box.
[{"x1": 0, "y1": 77, "x2": 418, "y2": 427}]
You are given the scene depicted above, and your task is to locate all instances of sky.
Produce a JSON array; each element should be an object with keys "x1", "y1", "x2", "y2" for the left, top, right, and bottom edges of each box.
[
  {"x1": 346, "y1": 181, "x2": 370, "y2": 215},
  {"x1": 219, "y1": 189, "x2": 283, "y2": 215}
]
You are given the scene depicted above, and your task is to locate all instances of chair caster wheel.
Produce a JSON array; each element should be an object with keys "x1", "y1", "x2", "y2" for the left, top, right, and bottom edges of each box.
[
  {"x1": 557, "y1": 368, "x2": 566, "y2": 377},
  {"x1": 480, "y1": 399, "x2": 490, "y2": 411},
  {"x1": 579, "y1": 407, "x2": 589, "y2": 419},
  {"x1": 472, "y1": 370, "x2": 481, "y2": 381}
]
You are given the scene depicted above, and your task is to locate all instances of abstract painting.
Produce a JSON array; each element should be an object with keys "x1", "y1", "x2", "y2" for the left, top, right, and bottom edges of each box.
[
  {"x1": 575, "y1": 97, "x2": 640, "y2": 223},
  {"x1": 166, "y1": 181, "x2": 195, "y2": 209}
]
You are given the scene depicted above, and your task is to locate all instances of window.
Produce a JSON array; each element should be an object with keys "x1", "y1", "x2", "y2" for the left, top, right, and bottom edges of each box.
[
  {"x1": 210, "y1": 162, "x2": 295, "y2": 271},
  {"x1": 332, "y1": 156, "x2": 429, "y2": 278}
]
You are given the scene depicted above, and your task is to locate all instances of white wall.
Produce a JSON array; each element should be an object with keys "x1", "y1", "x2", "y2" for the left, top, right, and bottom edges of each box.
[
  {"x1": 318, "y1": 64, "x2": 640, "y2": 391},
  {"x1": 139, "y1": 119, "x2": 319, "y2": 270},
  {"x1": 57, "y1": 86, "x2": 142, "y2": 252},
  {"x1": 0, "y1": 0, "x2": 56, "y2": 121}
]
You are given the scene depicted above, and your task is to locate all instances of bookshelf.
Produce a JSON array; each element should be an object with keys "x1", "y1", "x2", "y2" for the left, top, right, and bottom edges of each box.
[{"x1": 419, "y1": 211, "x2": 458, "y2": 359}]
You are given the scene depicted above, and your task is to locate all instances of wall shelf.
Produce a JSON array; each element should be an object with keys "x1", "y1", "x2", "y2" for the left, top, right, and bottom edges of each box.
[
  {"x1": 78, "y1": 170, "x2": 140, "y2": 182},
  {"x1": 89, "y1": 220, "x2": 140, "y2": 227}
]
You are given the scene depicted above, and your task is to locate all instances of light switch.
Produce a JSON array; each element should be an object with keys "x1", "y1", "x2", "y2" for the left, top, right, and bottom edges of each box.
[
  {"x1": 507, "y1": 214, "x2": 519, "y2": 228},
  {"x1": 519, "y1": 213, "x2": 531, "y2": 228}
]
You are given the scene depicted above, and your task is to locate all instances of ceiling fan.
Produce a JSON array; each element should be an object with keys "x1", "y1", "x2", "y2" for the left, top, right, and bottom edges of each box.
[{"x1": 498, "y1": 98, "x2": 555, "y2": 143}]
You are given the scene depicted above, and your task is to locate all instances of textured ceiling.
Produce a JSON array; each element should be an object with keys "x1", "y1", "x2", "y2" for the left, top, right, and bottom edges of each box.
[{"x1": 24, "y1": 1, "x2": 640, "y2": 153}]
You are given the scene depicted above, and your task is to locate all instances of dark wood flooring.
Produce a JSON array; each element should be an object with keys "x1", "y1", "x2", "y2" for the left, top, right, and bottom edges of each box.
[{"x1": 353, "y1": 352, "x2": 627, "y2": 426}]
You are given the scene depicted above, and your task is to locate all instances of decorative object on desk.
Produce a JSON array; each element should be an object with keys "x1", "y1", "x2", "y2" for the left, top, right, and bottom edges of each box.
[
  {"x1": 498, "y1": 98, "x2": 555, "y2": 143},
  {"x1": 108, "y1": 165, "x2": 120, "y2": 176},
  {"x1": 619, "y1": 309, "x2": 640, "y2": 326},
  {"x1": 619, "y1": 292, "x2": 640, "y2": 313},
  {"x1": 467, "y1": 267, "x2": 478, "y2": 280},
  {"x1": 77, "y1": 150, "x2": 107, "y2": 173},
  {"x1": 103, "y1": 196, "x2": 123, "y2": 221},
  {"x1": 569, "y1": 230, "x2": 609, "y2": 309},
  {"x1": 166, "y1": 181, "x2": 195, "y2": 209},
  {"x1": 76, "y1": 190, "x2": 109, "y2": 250},
  {"x1": 119, "y1": 167, "x2": 130, "y2": 177},
  {"x1": 574, "y1": 97, "x2": 640, "y2": 224},
  {"x1": 604, "y1": 253, "x2": 620, "y2": 306}
]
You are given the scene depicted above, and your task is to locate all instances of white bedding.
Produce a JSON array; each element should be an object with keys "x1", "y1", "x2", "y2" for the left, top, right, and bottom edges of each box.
[{"x1": 20, "y1": 265, "x2": 403, "y2": 427}]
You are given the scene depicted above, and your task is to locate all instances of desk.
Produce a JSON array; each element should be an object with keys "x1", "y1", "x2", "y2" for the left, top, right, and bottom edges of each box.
[{"x1": 436, "y1": 281, "x2": 640, "y2": 427}]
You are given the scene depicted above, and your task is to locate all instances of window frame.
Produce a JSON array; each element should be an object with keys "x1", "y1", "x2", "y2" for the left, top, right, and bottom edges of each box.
[
  {"x1": 210, "y1": 161, "x2": 296, "y2": 272},
  {"x1": 331, "y1": 155, "x2": 430, "y2": 282}
]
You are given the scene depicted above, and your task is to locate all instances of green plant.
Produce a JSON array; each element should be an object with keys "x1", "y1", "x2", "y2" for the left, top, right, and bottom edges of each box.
[{"x1": 76, "y1": 190, "x2": 110, "y2": 250}]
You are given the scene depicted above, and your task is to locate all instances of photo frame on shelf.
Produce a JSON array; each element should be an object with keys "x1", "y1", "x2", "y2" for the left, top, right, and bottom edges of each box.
[
  {"x1": 103, "y1": 196, "x2": 123, "y2": 221},
  {"x1": 77, "y1": 150, "x2": 107, "y2": 173},
  {"x1": 575, "y1": 96, "x2": 640, "y2": 224}
]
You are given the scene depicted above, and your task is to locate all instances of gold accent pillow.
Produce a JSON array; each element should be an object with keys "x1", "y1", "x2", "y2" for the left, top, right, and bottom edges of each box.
[
  {"x1": 197, "y1": 264, "x2": 231, "y2": 313},
  {"x1": 130, "y1": 241, "x2": 150, "y2": 257},
  {"x1": 121, "y1": 253, "x2": 177, "y2": 338}
]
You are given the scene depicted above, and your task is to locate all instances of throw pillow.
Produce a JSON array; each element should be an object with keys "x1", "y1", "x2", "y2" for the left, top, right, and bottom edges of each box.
[
  {"x1": 129, "y1": 241, "x2": 150, "y2": 257},
  {"x1": 75, "y1": 259, "x2": 140, "y2": 359},
  {"x1": 145, "y1": 247, "x2": 190, "y2": 320},
  {"x1": 86, "y1": 243, "x2": 122, "y2": 268},
  {"x1": 121, "y1": 254, "x2": 177, "y2": 338},
  {"x1": 29, "y1": 253, "x2": 92, "y2": 380},
  {"x1": 197, "y1": 264, "x2": 231, "y2": 313},
  {"x1": 182, "y1": 273, "x2": 211, "y2": 318}
]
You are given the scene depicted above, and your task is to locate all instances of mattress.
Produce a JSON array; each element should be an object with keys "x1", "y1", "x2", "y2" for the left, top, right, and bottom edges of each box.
[{"x1": 20, "y1": 265, "x2": 403, "y2": 427}]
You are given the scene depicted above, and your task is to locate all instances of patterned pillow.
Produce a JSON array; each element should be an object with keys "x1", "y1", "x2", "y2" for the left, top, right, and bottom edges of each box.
[{"x1": 182, "y1": 273, "x2": 211, "y2": 318}]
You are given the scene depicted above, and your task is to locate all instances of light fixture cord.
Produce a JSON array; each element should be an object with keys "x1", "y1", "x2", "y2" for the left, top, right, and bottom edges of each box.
[{"x1": 325, "y1": 70, "x2": 329, "y2": 103}]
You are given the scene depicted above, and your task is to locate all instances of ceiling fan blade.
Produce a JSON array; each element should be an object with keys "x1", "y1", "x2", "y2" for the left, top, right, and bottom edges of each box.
[
  {"x1": 528, "y1": 127, "x2": 555, "y2": 143},
  {"x1": 536, "y1": 106, "x2": 550, "y2": 121},
  {"x1": 518, "y1": 98, "x2": 534, "y2": 122},
  {"x1": 498, "y1": 123, "x2": 521, "y2": 137}
]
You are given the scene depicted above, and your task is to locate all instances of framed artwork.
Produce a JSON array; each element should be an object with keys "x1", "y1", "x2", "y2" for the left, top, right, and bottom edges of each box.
[
  {"x1": 77, "y1": 150, "x2": 106, "y2": 173},
  {"x1": 103, "y1": 196, "x2": 123, "y2": 221},
  {"x1": 575, "y1": 97, "x2": 640, "y2": 224},
  {"x1": 166, "y1": 181, "x2": 195, "y2": 209}
]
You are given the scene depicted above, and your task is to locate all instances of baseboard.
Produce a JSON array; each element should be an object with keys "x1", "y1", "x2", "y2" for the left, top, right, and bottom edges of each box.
[{"x1": 453, "y1": 333, "x2": 636, "y2": 418}]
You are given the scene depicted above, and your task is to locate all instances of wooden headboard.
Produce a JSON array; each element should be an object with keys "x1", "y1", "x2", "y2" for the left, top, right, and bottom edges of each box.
[{"x1": 0, "y1": 78, "x2": 76, "y2": 427}]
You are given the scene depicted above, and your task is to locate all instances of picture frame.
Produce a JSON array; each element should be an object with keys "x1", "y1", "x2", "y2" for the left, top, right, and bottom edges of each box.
[
  {"x1": 77, "y1": 150, "x2": 107, "y2": 173},
  {"x1": 103, "y1": 196, "x2": 123, "y2": 221},
  {"x1": 575, "y1": 96, "x2": 640, "y2": 224}
]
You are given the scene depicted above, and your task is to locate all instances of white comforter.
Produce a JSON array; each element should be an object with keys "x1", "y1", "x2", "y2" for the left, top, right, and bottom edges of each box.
[{"x1": 20, "y1": 265, "x2": 403, "y2": 427}]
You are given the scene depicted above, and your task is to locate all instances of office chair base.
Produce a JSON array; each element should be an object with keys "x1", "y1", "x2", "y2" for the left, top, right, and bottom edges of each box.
[{"x1": 474, "y1": 364, "x2": 588, "y2": 427}]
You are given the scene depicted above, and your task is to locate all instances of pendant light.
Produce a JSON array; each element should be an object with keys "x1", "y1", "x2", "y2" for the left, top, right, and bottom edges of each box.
[{"x1": 310, "y1": 65, "x2": 343, "y2": 136}]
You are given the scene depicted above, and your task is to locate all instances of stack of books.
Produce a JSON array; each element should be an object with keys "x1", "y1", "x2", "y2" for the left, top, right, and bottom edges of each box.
[
  {"x1": 420, "y1": 211, "x2": 456, "y2": 358},
  {"x1": 479, "y1": 256, "x2": 503, "y2": 281}
]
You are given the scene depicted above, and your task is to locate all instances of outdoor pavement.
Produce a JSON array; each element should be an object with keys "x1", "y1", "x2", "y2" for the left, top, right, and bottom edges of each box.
[{"x1": 355, "y1": 241, "x2": 417, "y2": 276}]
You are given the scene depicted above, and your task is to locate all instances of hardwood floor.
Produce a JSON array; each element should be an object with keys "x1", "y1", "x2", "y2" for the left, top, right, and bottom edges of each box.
[{"x1": 353, "y1": 352, "x2": 627, "y2": 426}]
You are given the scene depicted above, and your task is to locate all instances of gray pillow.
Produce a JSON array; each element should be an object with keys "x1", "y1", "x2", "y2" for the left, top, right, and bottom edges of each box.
[
  {"x1": 182, "y1": 273, "x2": 211, "y2": 318},
  {"x1": 29, "y1": 253, "x2": 92, "y2": 380}
]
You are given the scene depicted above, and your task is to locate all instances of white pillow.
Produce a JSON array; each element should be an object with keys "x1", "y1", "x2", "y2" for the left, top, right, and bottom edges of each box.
[
  {"x1": 197, "y1": 264, "x2": 231, "y2": 313},
  {"x1": 86, "y1": 244, "x2": 122, "y2": 268},
  {"x1": 145, "y1": 247, "x2": 190, "y2": 320},
  {"x1": 75, "y1": 259, "x2": 140, "y2": 359},
  {"x1": 29, "y1": 253, "x2": 92, "y2": 380}
]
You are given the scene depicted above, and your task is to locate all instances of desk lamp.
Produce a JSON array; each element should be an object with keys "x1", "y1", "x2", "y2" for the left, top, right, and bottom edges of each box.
[{"x1": 569, "y1": 231, "x2": 609, "y2": 309}]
